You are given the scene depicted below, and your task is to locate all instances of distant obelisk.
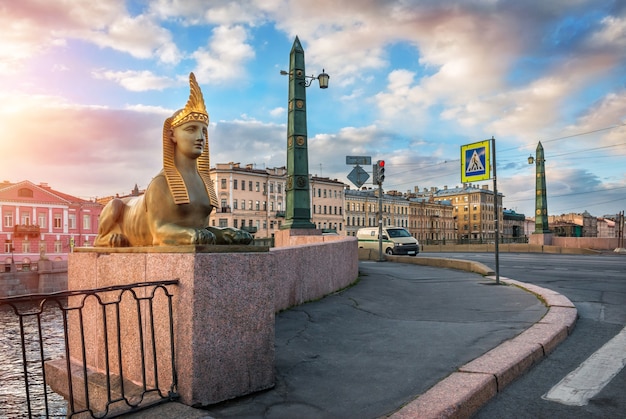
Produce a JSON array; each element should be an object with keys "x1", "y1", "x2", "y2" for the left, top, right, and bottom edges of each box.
[
  {"x1": 282, "y1": 36, "x2": 315, "y2": 230},
  {"x1": 534, "y1": 142, "x2": 550, "y2": 233}
]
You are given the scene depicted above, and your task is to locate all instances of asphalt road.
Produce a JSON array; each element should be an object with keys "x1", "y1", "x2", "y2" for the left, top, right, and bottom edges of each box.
[{"x1": 426, "y1": 252, "x2": 626, "y2": 419}]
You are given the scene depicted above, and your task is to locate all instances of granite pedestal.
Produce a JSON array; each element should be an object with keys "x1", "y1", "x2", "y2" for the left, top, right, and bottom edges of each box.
[{"x1": 47, "y1": 246, "x2": 275, "y2": 411}]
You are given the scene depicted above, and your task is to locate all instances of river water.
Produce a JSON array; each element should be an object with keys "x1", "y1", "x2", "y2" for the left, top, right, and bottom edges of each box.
[{"x1": 0, "y1": 303, "x2": 67, "y2": 418}]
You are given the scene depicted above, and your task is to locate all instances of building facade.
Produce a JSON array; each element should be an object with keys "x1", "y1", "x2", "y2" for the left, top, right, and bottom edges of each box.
[
  {"x1": 310, "y1": 176, "x2": 346, "y2": 232},
  {"x1": 428, "y1": 184, "x2": 504, "y2": 243},
  {"x1": 344, "y1": 189, "x2": 408, "y2": 237},
  {"x1": 210, "y1": 163, "x2": 347, "y2": 238},
  {"x1": 548, "y1": 212, "x2": 598, "y2": 237},
  {"x1": 502, "y1": 209, "x2": 527, "y2": 243},
  {"x1": 344, "y1": 188, "x2": 454, "y2": 242},
  {"x1": 1, "y1": 180, "x2": 103, "y2": 270},
  {"x1": 408, "y1": 197, "x2": 455, "y2": 244}
]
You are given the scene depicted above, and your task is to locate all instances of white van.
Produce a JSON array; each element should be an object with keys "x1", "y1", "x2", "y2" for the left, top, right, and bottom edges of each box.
[{"x1": 356, "y1": 227, "x2": 419, "y2": 256}]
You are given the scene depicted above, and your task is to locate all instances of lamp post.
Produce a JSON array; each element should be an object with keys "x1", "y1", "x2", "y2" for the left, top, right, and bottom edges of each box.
[
  {"x1": 280, "y1": 36, "x2": 329, "y2": 230},
  {"x1": 528, "y1": 141, "x2": 550, "y2": 234}
]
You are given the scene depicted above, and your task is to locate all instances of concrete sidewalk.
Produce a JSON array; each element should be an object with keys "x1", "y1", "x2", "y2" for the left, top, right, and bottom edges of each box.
[{"x1": 127, "y1": 259, "x2": 576, "y2": 419}]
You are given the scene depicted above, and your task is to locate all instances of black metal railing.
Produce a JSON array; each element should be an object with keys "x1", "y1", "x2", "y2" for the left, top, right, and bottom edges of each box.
[{"x1": 0, "y1": 280, "x2": 179, "y2": 418}]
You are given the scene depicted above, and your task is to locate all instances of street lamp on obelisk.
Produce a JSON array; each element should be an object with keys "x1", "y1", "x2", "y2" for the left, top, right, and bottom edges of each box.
[{"x1": 280, "y1": 36, "x2": 329, "y2": 230}]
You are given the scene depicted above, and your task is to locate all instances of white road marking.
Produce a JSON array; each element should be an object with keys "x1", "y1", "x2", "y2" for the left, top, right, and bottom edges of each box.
[{"x1": 542, "y1": 325, "x2": 626, "y2": 406}]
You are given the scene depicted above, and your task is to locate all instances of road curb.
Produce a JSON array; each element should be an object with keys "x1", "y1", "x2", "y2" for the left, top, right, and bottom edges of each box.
[{"x1": 388, "y1": 270, "x2": 577, "y2": 419}]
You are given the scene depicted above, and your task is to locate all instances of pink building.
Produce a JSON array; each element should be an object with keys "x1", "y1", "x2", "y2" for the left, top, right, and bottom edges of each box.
[{"x1": 0, "y1": 180, "x2": 103, "y2": 271}]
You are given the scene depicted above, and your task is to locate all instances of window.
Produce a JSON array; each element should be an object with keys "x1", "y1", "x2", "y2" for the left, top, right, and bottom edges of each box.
[
  {"x1": 277, "y1": 184, "x2": 282, "y2": 194},
  {"x1": 241, "y1": 200, "x2": 246, "y2": 210},
  {"x1": 255, "y1": 182, "x2": 260, "y2": 192},
  {"x1": 22, "y1": 242, "x2": 31, "y2": 253},
  {"x1": 248, "y1": 201, "x2": 253, "y2": 211},
  {"x1": 234, "y1": 219, "x2": 238, "y2": 228},
  {"x1": 54, "y1": 215, "x2": 62, "y2": 229},
  {"x1": 221, "y1": 178, "x2": 227, "y2": 189},
  {"x1": 54, "y1": 241, "x2": 62, "y2": 253},
  {"x1": 249, "y1": 181, "x2": 253, "y2": 191},
  {"x1": 83, "y1": 215, "x2": 91, "y2": 230},
  {"x1": 233, "y1": 179, "x2": 238, "y2": 189},
  {"x1": 21, "y1": 213, "x2": 31, "y2": 225},
  {"x1": 219, "y1": 218, "x2": 228, "y2": 227},
  {"x1": 241, "y1": 181, "x2": 245, "y2": 191},
  {"x1": 270, "y1": 183, "x2": 274, "y2": 193},
  {"x1": 68, "y1": 214, "x2": 76, "y2": 229},
  {"x1": 233, "y1": 200, "x2": 238, "y2": 209},
  {"x1": 38, "y1": 214, "x2": 46, "y2": 228},
  {"x1": 4, "y1": 212, "x2": 13, "y2": 228},
  {"x1": 255, "y1": 201, "x2": 260, "y2": 211},
  {"x1": 221, "y1": 199, "x2": 227, "y2": 209},
  {"x1": 4, "y1": 241, "x2": 12, "y2": 253}
]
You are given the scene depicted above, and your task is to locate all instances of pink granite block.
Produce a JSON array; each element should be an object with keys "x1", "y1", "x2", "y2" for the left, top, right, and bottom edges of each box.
[
  {"x1": 512, "y1": 322, "x2": 570, "y2": 355},
  {"x1": 538, "y1": 306, "x2": 578, "y2": 333},
  {"x1": 390, "y1": 372, "x2": 496, "y2": 419},
  {"x1": 541, "y1": 293, "x2": 575, "y2": 308},
  {"x1": 173, "y1": 252, "x2": 275, "y2": 405},
  {"x1": 459, "y1": 339, "x2": 544, "y2": 391}
]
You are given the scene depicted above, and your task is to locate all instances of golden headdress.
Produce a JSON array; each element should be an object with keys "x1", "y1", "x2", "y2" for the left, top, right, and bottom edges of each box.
[
  {"x1": 162, "y1": 72, "x2": 217, "y2": 207},
  {"x1": 171, "y1": 72, "x2": 209, "y2": 127}
]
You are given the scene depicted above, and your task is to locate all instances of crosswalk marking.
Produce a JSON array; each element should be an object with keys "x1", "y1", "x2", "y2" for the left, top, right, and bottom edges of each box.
[{"x1": 542, "y1": 325, "x2": 626, "y2": 406}]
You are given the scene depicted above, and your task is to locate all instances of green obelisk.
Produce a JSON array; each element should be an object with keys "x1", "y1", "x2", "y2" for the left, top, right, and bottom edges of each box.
[
  {"x1": 534, "y1": 141, "x2": 550, "y2": 233},
  {"x1": 282, "y1": 36, "x2": 315, "y2": 230}
]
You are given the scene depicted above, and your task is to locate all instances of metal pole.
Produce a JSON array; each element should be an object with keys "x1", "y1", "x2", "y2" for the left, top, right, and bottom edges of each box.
[
  {"x1": 378, "y1": 183, "x2": 384, "y2": 261},
  {"x1": 492, "y1": 136, "x2": 500, "y2": 285}
]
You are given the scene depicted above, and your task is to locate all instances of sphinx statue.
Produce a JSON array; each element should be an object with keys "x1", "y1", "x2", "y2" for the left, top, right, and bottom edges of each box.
[{"x1": 94, "y1": 73, "x2": 252, "y2": 247}]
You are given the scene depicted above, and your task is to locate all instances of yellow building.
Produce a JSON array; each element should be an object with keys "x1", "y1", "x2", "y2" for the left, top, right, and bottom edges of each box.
[
  {"x1": 408, "y1": 197, "x2": 455, "y2": 244},
  {"x1": 429, "y1": 184, "x2": 504, "y2": 243}
]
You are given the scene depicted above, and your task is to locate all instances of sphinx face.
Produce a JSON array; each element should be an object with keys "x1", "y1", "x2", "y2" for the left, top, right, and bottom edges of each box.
[{"x1": 172, "y1": 121, "x2": 207, "y2": 159}]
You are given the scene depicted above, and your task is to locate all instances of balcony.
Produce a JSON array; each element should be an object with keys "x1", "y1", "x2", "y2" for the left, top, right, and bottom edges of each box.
[
  {"x1": 14, "y1": 224, "x2": 41, "y2": 235},
  {"x1": 275, "y1": 211, "x2": 285, "y2": 218},
  {"x1": 218, "y1": 206, "x2": 231, "y2": 213}
]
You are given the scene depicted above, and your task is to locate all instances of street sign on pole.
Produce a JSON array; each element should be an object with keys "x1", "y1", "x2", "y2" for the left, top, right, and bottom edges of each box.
[
  {"x1": 347, "y1": 165, "x2": 369, "y2": 188},
  {"x1": 461, "y1": 140, "x2": 491, "y2": 182},
  {"x1": 346, "y1": 156, "x2": 372, "y2": 166}
]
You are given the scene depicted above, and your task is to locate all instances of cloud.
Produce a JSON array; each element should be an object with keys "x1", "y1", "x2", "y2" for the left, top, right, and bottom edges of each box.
[
  {"x1": 192, "y1": 25, "x2": 255, "y2": 83},
  {"x1": 0, "y1": 95, "x2": 165, "y2": 199},
  {"x1": 0, "y1": 0, "x2": 181, "y2": 74},
  {"x1": 92, "y1": 70, "x2": 179, "y2": 91}
]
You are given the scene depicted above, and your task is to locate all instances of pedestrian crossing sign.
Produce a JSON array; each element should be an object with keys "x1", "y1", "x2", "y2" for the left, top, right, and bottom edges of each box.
[{"x1": 461, "y1": 140, "x2": 491, "y2": 182}]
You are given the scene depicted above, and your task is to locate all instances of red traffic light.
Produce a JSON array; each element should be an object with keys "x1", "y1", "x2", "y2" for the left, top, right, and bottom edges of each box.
[{"x1": 379, "y1": 160, "x2": 385, "y2": 168}]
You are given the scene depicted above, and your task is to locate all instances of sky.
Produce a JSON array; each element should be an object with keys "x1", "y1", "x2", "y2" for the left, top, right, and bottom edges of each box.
[{"x1": 0, "y1": 0, "x2": 625, "y2": 218}]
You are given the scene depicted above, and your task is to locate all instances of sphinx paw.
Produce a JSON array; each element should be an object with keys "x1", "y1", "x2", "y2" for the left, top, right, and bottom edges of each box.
[
  {"x1": 110, "y1": 234, "x2": 130, "y2": 247},
  {"x1": 208, "y1": 227, "x2": 253, "y2": 245},
  {"x1": 194, "y1": 228, "x2": 216, "y2": 245}
]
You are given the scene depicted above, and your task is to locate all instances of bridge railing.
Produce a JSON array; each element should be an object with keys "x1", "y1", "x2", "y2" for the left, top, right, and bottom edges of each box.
[{"x1": 0, "y1": 279, "x2": 179, "y2": 418}]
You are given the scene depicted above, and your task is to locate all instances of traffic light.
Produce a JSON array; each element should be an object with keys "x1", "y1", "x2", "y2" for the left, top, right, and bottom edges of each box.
[
  {"x1": 372, "y1": 160, "x2": 386, "y2": 185},
  {"x1": 372, "y1": 163, "x2": 379, "y2": 185}
]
